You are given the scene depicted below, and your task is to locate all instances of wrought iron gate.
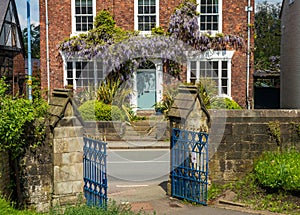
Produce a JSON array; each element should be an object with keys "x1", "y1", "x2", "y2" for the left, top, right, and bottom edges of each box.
[
  {"x1": 171, "y1": 128, "x2": 209, "y2": 205},
  {"x1": 83, "y1": 137, "x2": 107, "y2": 207}
]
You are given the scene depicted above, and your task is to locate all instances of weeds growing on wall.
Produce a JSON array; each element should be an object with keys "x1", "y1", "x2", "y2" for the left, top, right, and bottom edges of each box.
[{"x1": 267, "y1": 120, "x2": 281, "y2": 151}]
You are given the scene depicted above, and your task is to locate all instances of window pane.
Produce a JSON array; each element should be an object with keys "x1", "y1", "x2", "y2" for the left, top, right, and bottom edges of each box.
[
  {"x1": 87, "y1": 0, "x2": 93, "y2": 7},
  {"x1": 75, "y1": 0, "x2": 80, "y2": 6},
  {"x1": 222, "y1": 70, "x2": 227, "y2": 78},
  {"x1": 88, "y1": 7, "x2": 93, "y2": 14},
  {"x1": 67, "y1": 71, "x2": 73, "y2": 78},
  {"x1": 76, "y1": 71, "x2": 81, "y2": 78},
  {"x1": 150, "y1": 0, "x2": 156, "y2": 5},
  {"x1": 75, "y1": 7, "x2": 80, "y2": 14},
  {"x1": 138, "y1": 0, "x2": 143, "y2": 5},
  {"x1": 138, "y1": 24, "x2": 143, "y2": 31},
  {"x1": 67, "y1": 62, "x2": 73, "y2": 69},
  {"x1": 138, "y1": 6, "x2": 143, "y2": 14},
  {"x1": 150, "y1": 6, "x2": 155, "y2": 13},
  {"x1": 222, "y1": 61, "x2": 227, "y2": 69},
  {"x1": 67, "y1": 80, "x2": 73, "y2": 86},
  {"x1": 207, "y1": 6, "x2": 212, "y2": 13},
  {"x1": 191, "y1": 61, "x2": 196, "y2": 70}
]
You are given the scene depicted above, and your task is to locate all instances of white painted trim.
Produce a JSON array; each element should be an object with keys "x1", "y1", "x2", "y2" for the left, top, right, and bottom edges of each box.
[
  {"x1": 134, "y1": 0, "x2": 160, "y2": 34},
  {"x1": 186, "y1": 50, "x2": 234, "y2": 98},
  {"x1": 71, "y1": 0, "x2": 96, "y2": 36},
  {"x1": 197, "y1": 0, "x2": 222, "y2": 34}
]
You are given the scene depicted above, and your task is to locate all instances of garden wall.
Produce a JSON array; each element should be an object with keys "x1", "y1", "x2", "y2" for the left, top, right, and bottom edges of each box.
[{"x1": 209, "y1": 110, "x2": 300, "y2": 183}]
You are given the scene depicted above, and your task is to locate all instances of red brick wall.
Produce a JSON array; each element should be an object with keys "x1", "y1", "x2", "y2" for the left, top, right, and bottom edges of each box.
[
  {"x1": 40, "y1": 0, "x2": 71, "y2": 93},
  {"x1": 40, "y1": 0, "x2": 254, "y2": 107},
  {"x1": 13, "y1": 53, "x2": 25, "y2": 95},
  {"x1": 222, "y1": 0, "x2": 255, "y2": 108}
]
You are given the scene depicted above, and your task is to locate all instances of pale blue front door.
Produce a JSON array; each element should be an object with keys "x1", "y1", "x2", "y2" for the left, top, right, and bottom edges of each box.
[{"x1": 137, "y1": 70, "x2": 156, "y2": 109}]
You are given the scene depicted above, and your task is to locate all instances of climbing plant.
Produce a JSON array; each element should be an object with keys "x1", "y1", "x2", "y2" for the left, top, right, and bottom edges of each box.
[{"x1": 59, "y1": 2, "x2": 244, "y2": 79}]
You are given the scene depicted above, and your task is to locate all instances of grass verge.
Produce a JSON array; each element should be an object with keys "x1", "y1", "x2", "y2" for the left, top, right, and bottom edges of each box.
[{"x1": 208, "y1": 173, "x2": 300, "y2": 214}]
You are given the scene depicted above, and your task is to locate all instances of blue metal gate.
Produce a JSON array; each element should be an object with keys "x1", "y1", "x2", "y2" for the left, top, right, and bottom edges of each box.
[
  {"x1": 83, "y1": 137, "x2": 107, "y2": 207},
  {"x1": 171, "y1": 128, "x2": 209, "y2": 205}
]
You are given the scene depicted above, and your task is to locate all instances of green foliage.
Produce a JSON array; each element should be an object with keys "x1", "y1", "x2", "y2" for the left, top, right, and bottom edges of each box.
[
  {"x1": 97, "y1": 78, "x2": 121, "y2": 105},
  {"x1": 0, "y1": 196, "x2": 42, "y2": 215},
  {"x1": 154, "y1": 82, "x2": 179, "y2": 117},
  {"x1": 210, "y1": 98, "x2": 242, "y2": 110},
  {"x1": 254, "y1": 2, "x2": 281, "y2": 70},
  {"x1": 0, "y1": 78, "x2": 48, "y2": 158},
  {"x1": 151, "y1": 26, "x2": 169, "y2": 36},
  {"x1": 74, "y1": 85, "x2": 97, "y2": 106},
  {"x1": 268, "y1": 121, "x2": 281, "y2": 148},
  {"x1": 221, "y1": 173, "x2": 300, "y2": 214},
  {"x1": 254, "y1": 150, "x2": 300, "y2": 192},
  {"x1": 208, "y1": 183, "x2": 224, "y2": 201},
  {"x1": 22, "y1": 24, "x2": 40, "y2": 59},
  {"x1": 60, "y1": 10, "x2": 138, "y2": 50},
  {"x1": 79, "y1": 100, "x2": 125, "y2": 121}
]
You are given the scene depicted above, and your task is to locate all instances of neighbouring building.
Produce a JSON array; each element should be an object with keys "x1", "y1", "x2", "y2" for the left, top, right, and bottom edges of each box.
[
  {"x1": 40, "y1": 0, "x2": 254, "y2": 109},
  {"x1": 280, "y1": 0, "x2": 300, "y2": 108},
  {"x1": 0, "y1": 0, "x2": 25, "y2": 95}
]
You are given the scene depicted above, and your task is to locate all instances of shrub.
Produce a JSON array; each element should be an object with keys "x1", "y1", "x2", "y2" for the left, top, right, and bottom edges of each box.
[
  {"x1": 254, "y1": 150, "x2": 300, "y2": 192},
  {"x1": 210, "y1": 97, "x2": 242, "y2": 109},
  {"x1": 79, "y1": 100, "x2": 125, "y2": 121}
]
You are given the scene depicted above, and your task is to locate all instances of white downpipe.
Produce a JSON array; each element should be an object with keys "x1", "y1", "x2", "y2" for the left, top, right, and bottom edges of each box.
[
  {"x1": 45, "y1": 0, "x2": 50, "y2": 102},
  {"x1": 246, "y1": 0, "x2": 252, "y2": 109}
]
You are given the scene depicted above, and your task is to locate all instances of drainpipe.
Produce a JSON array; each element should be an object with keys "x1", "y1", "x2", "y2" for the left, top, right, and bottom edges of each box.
[
  {"x1": 45, "y1": 0, "x2": 50, "y2": 102},
  {"x1": 27, "y1": 0, "x2": 32, "y2": 101},
  {"x1": 245, "y1": 0, "x2": 253, "y2": 109}
]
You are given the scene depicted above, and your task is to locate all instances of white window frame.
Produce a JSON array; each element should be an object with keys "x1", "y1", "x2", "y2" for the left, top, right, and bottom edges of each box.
[
  {"x1": 63, "y1": 58, "x2": 105, "y2": 90},
  {"x1": 197, "y1": 0, "x2": 222, "y2": 34},
  {"x1": 71, "y1": 0, "x2": 96, "y2": 36},
  {"x1": 187, "y1": 50, "x2": 234, "y2": 98},
  {"x1": 134, "y1": 0, "x2": 160, "y2": 35}
]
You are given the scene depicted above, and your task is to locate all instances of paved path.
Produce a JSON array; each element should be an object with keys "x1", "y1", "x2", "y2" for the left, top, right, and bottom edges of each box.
[{"x1": 108, "y1": 180, "x2": 260, "y2": 215}]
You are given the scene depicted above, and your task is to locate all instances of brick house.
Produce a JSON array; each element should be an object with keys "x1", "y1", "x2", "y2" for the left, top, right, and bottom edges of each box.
[
  {"x1": 40, "y1": 0, "x2": 254, "y2": 109},
  {"x1": 0, "y1": 0, "x2": 25, "y2": 95}
]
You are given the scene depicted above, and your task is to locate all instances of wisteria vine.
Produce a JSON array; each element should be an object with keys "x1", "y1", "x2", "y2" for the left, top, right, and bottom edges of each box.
[{"x1": 58, "y1": 1, "x2": 244, "y2": 78}]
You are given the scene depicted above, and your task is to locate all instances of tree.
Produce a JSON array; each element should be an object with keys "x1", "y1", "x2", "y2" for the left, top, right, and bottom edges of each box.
[
  {"x1": 22, "y1": 24, "x2": 40, "y2": 59},
  {"x1": 254, "y1": 1, "x2": 281, "y2": 70}
]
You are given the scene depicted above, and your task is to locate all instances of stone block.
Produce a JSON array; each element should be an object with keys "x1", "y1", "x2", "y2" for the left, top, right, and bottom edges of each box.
[
  {"x1": 53, "y1": 137, "x2": 84, "y2": 153},
  {"x1": 223, "y1": 171, "x2": 246, "y2": 181},
  {"x1": 54, "y1": 126, "x2": 83, "y2": 138},
  {"x1": 54, "y1": 163, "x2": 83, "y2": 182},
  {"x1": 53, "y1": 180, "x2": 83, "y2": 195},
  {"x1": 62, "y1": 152, "x2": 83, "y2": 164}
]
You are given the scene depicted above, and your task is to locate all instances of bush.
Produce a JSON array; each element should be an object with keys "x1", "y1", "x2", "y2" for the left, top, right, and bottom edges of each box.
[
  {"x1": 210, "y1": 97, "x2": 242, "y2": 109},
  {"x1": 79, "y1": 100, "x2": 125, "y2": 121},
  {"x1": 254, "y1": 150, "x2": 300, "y2": 192}
]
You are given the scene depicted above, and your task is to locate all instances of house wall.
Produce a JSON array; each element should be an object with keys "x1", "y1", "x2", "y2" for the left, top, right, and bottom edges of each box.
[
  {"x1": 40, "y1": 0, "x2": 254, "y2": 108},
  {"x1": 280, "y1": 0, "x2": 300, "y2": 108}
]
